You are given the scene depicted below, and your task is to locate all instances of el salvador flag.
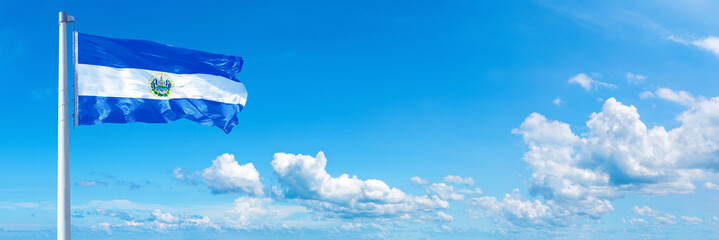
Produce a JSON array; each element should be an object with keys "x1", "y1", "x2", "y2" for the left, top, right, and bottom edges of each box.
[{"x1": 75, "y1": 32, "x2": 247, "y2": 133}]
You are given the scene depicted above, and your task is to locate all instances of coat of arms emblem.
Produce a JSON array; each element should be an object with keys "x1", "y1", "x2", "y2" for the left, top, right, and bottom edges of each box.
[{"x1": 149, "y1": 73, "x2": 173, "y2": 97}]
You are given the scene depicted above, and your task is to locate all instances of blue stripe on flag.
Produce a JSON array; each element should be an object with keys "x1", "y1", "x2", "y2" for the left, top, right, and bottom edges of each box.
[
  {"x1": 78, "y1": 33, "x2": 244, "y2": 82},
  {"x1": 77, "y1": 96, "x2": 243, "y2": 133}
]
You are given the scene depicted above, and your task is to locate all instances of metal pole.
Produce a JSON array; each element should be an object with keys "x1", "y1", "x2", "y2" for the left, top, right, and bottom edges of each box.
[{"x1": 58, "y1": 11, "x2": 71, "y2": 240}]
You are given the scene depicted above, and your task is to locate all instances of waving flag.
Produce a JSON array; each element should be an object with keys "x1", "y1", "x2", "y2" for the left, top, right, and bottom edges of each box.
[{"x1": 75, "y1": 32, "x2": 246, "y2": 133}]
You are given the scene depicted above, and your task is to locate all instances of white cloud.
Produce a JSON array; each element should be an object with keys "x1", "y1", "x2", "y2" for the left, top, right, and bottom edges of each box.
[
  {"x1": 656, "y1": 216, "x2": 677, "y2": 225},
  {"x1": 93, "y1": 222, "x2": 111, "y2": 234},
  {"x1": 271, "y1": 152, "x2": 449, "y2": 218},
  {"x1": 487, "y1": 93, "x2": 719, "y2": 227},
  {"x1": 632, "y1": 206, "x2": 677, "y2": 225},
  {"x1": 569, "y1": 73, "x2": 593, "y2": 90},
  {"x1": 681, "y1": 216, "x2": 703, "y2": 225},
  {"x1": 77, "y1": 180, "x2": 108, "y2": 187},
  {"x1": 146, "y1": 211, "x2": 220, "y2": 231},
  {"x1": 426, "y1": 183, "x2": 465, "y2": 201},
  {"x1": 631, "y1": 205, "x2": 653, "y2": 216},
  {"x1": 183, "y1": 216, "x2": 219, "y2": 229},
  {"x1": 703, "y1": 182, "x2": 719, "y2": 190},
  {"x1": 339, "y1": 222, "x2": 362, "y2": 231},
  {"x1": 224, "y1": 196, "x2": 271, "y2": 229},
  {"x1": 173, "y1": 167, "x2": 184, "y2": 181},
  {"x1": 424, "y1": 183, "x2": 483, "y2": 201},
  {"x1": 517, "y1": 96, "x2": 719, "y2": 196},
  {"x1": 666, "y1": 35, "x2": 689, "y2": 45},
  {"x1": 622, "y1": 217, "x2": 648, "y2": 226},
  {"x1": 224, "y1": 196, "x2": 308, "y2": 230},
  {"x1": 655, "y1": 88, "x2": 696, "y2": 106},
  {"x1": 553, "y1": 98, "x2": 561, "y2": 105},
  {"x1": 124, "y1": 220, "x2": 144, "y2": 227},
  {"x1": 669, "y1": 36, "x2": 719, "y2": 58},
  {"x1": 470, "y1": 189, "x2": 560, "y2": 228},
  {"x1": 436, "y1": 211, "x2": 454, "y2": 222},
  {"x1": 201, "y1": 153, "x2": 265, "y2": 196},
  {"x1": 693, "y1": 36, "x2": 719, "y2": 58},
  {"x1": 639, "y1": 91, "x2": 655, "y2": 99},
  {"x1": 419, "y1": 211, "x2": 454, "y2": 223},
  {"x1": 443, "y1": 175, "x2": 474, "y2": 185},
  {"x1": 173, "y1": 167, "x2": 200, "y2": 185},
  {"x1": 440, "y1": 225, "x2": 452, "y2": 231},
  {"x1": 626, "y1": 72, "x2": 646, "y2": 84},
  {"x1": 711, "y1": 216, "x2": 719, "y2": 227},
  {"x1": 569, "y1": 73, "x2": 616, "y2": 91},
  {"x1": 410, "y1": 176, "x2": 429, "y2": 185},
  {"x1": 88, "y1": 206, "x2": 220, "y2": 232},
  {"x1": 151, "y1": 209, "x2": 178, "y2": 223}
]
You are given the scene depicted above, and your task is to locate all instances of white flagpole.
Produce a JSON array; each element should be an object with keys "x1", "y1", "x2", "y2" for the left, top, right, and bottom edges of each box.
[{"x1": 58, "y1": 11, "x2": 72, "y2": 240}]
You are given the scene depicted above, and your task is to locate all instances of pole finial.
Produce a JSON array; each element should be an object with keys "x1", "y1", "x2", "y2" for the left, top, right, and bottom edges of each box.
[{"x1": 59, "y1": 12, "x2": 74, "y2": 23}]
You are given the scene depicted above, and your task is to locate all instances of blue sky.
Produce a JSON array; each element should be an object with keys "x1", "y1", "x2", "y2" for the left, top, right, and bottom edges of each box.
[{"x1": 2, "y1": 0, "x2": 719, "y2": 239}]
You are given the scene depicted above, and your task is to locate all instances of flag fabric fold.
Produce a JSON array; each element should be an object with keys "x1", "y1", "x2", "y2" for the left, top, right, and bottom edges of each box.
[{"x1": 75, "y1": 32, "x2": 246, "y2": 133}]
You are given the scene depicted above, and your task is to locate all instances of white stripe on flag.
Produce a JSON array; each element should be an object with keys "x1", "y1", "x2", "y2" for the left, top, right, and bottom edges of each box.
[{"x1": 77, "y1": 64, "x2": 247, "y2": 105}]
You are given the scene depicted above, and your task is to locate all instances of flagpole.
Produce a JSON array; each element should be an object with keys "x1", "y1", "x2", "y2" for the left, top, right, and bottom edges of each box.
[{"x1": 58, "y1": 11, "x2": 72, "y2": 240}]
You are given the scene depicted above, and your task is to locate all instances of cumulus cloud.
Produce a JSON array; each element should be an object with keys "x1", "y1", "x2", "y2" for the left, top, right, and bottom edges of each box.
[
  {"x1": 438, "y1": 224, "x2": 452, "y2": 232},
  {"x1": 553, "y1": 98, "x2": 561, "y2": 105},
  {"x1": 201, "y1": 153, "x2": 265, "y2": 196},
  {"x1": 151, "y1": 209, "x2": 178, "y2": 223},
  {"x1": 223, "y1": 196, "x2": 307, "y2": 230},
  {"x1": 173, "y1": 167, "x2": 184, "y2": 181},
  {"x1": 271, "y1": 152, "x2": 449, "y2": 218},
  {"x1": 521, "y1": 96, "x2": 719, "y2": 194},
  {"x1": 93, "y1": 222, "x2": 111, "y2": 234},
  {"x1": 157, "y1": 213, "x2": 219, "y2": 231},
  {"x1": 224, "y1": 196, "x2": 272, "y2": 229},
  {"x1": 435, "y1": 211, "x2": 454, "y2": 222},
  {"x1": 443, "y1": 175, "x2": 475, "y2": 185},
  {"x1": 86, "y1": 207, "x2": 219, "y2": 232},
  {"x1": 419, "y1": 211, "x2": 454, "y2": 223},
  {"x1": 411, "y1": 176, "x2": 483, "y2": 201},
  {"x1": 124, "y1": 220, "x2": 143, "y2": 227},
  {"x1": 668, "y1": 36, "x2": 719, "y2": 58},
  {"x1": 632, "y1": 206, "x2": 677, "y2": 225},
  {"x1": 693, "y1": 36, "x2": 719, "y2": 58},
  {"x1": 410, "y1": 176, "x2": 429, "y2": 185},
  {"x1": 424, "y1": 183, "x2": 483, "y2": 201},
  {"x1": 622, "y1": 217, "x2": 648, "y2": 226},
  {"x1": 569, "y1": 73, "x2": 616, "y2": 91},
  {"x1": 475, "y1": 92, "x2": 719, "y2": 228},
  {"x1": 710, "y1": 216, "x2": 719, "y2": 227},
  {"x1": 173, "y1": 167, "x2": 202, "y2": 186},
  {"x1": 470, "y1": 189, "x2": 560, "y2": 228},
  {"x1": 626, "y1": 72, "x2": 646, "y2": 84},
  {"x1": 703, "y1": 182, "x2": 719, "y2": 190},
  {"x1": 640, "y1": 87, "x2": 702, "y2": 107},
  {"x1": 681, "y1": 216, "x2": 703, "y2": 225},
  {"x1": 655, "y1": 88, "x2": 697, "y2": 106},
  {"x1": 339, "y1": 222, "x2": 363, "y2": 231},
  {"x1": 78, "y1": 197, "x2": 321, "y2": 233}
]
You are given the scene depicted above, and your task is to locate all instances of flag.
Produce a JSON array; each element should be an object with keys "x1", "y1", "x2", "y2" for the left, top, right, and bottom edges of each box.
[{"x1": 75, "y1": 32, "x2": 246, "y2": 133}]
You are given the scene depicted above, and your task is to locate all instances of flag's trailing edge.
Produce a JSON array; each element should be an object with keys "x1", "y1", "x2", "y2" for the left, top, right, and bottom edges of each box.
[{"x1": 75, "y1": 32, "x2": 246, "y2": 133}]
